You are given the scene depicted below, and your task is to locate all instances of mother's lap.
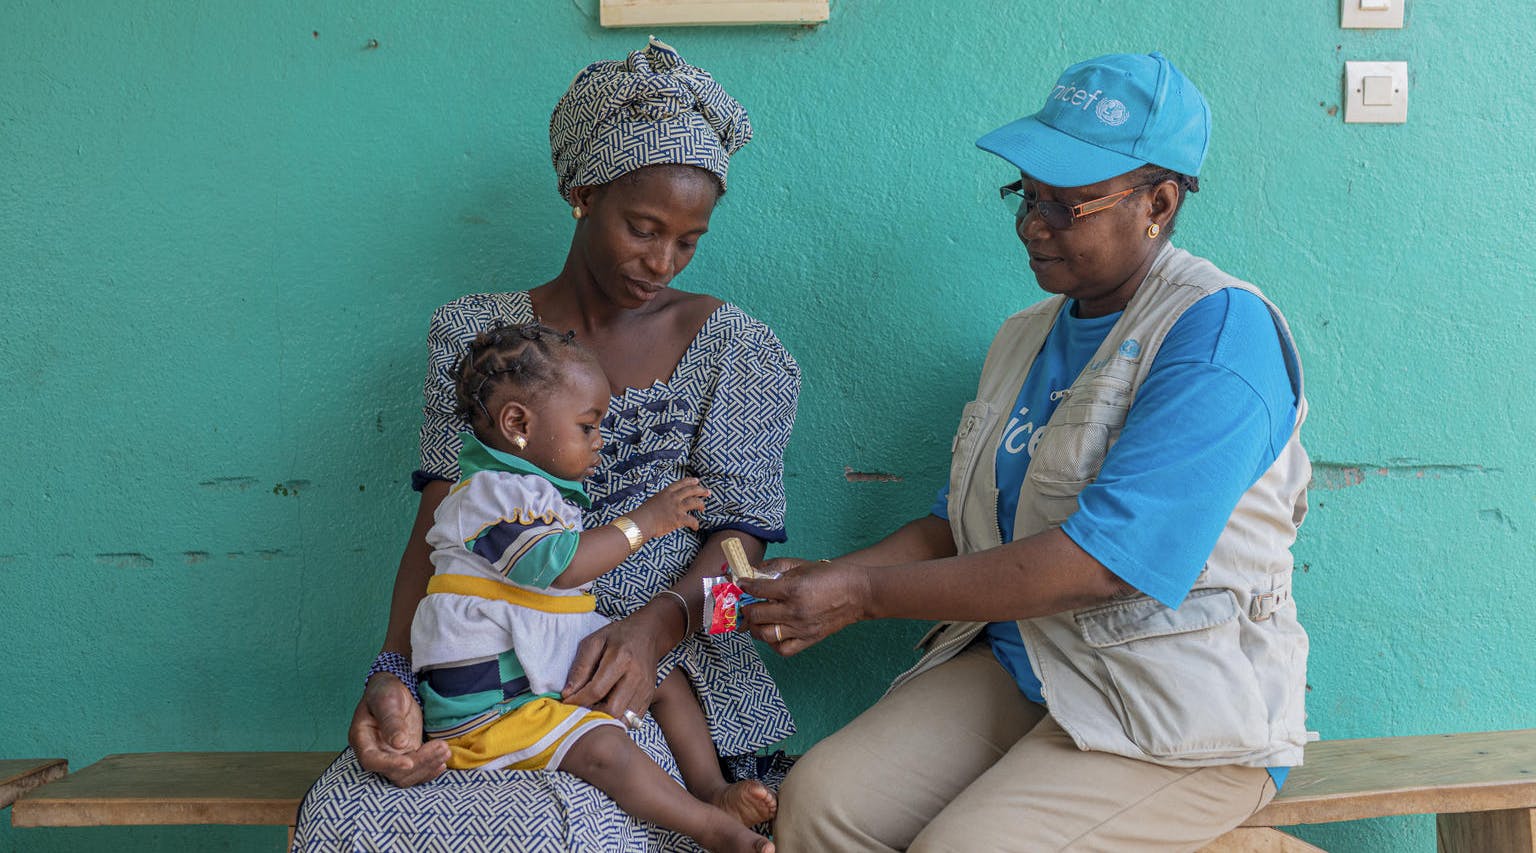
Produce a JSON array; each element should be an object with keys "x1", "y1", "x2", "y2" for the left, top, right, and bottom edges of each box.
[{"x1": 296, "y1": 723, "x2": 699, "y2": 853}]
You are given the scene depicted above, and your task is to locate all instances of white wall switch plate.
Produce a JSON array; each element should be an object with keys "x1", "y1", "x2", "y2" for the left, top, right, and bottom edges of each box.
[
  {"x1": 1344, "y1": 61, "x2": 1408, "y2": 123},
  {"x1": 1342, "y1": 0, "x2": 1405, "y2": 28}
]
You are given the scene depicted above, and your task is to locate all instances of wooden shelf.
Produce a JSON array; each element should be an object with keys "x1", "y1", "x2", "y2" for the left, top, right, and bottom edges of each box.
[{"x1": 600, "y1": 0, "x2": 829, "y2": 27}]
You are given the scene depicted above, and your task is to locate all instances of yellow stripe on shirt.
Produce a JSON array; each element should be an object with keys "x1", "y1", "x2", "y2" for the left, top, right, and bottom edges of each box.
[{"x1": 425, "y1": 573, "x2": 596, "y2": 613}]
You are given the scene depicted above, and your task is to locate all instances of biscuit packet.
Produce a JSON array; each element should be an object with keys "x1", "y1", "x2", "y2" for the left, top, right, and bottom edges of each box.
[{"x1": 703, "y1": 537, "x2": 779, "y2": 634}]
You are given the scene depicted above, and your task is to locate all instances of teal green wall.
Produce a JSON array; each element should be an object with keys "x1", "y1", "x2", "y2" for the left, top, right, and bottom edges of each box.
[{"x1": 4, "y1": 2, "x2": 1533, "y2": 850}]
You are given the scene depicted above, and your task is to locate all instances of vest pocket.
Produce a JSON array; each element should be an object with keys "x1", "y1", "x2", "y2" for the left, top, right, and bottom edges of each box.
[
  {"x1": 947, "y1": 401, "x2": 999, "y2": 544},
  {"x1": 1028, "y1": 374, "x2": 1131, "y2": 496},
  {"x1": 1073, "y1": 589, "x2": 1270, "y2": 759},
  {"x1": 1027, "y1": 416, "x2": 1115, "y2": 525},
  {"x1": 1029, "y1": 422, "x2": 1111, "y2": 494}
]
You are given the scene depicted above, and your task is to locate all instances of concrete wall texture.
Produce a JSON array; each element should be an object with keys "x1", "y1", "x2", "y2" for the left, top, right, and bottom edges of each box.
[{"x1": 3, "y1": 1, "x2": 1533, "y2": 850}]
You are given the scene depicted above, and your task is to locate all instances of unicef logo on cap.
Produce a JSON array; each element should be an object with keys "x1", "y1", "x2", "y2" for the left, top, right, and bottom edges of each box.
[{"x1": 1095, "y1": 98, "x2": 1131, "y2": 127}]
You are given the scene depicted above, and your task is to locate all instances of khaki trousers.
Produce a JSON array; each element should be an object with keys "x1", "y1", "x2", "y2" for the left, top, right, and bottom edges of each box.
[{"x1": 775, "y1": 645, "x2": 1275, "y2": 853}]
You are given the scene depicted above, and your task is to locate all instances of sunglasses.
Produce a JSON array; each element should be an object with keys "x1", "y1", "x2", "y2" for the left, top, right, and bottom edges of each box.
[{"x1": 999, "y1": 179, "x2": 1153, "y2": 231}]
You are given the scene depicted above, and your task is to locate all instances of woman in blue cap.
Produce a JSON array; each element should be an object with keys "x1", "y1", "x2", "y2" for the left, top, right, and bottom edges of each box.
[
  {"x1": 743, "y1": 52, "x2": 1311, "y2": 851},
  {"x1": 294, "y1": 38, "x2": 799, "y2": 851}
]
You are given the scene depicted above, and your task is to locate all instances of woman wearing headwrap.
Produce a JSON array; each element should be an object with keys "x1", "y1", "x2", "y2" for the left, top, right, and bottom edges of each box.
[{"x1": 294, "y1": 38, "x2": 799, "y2": 852}]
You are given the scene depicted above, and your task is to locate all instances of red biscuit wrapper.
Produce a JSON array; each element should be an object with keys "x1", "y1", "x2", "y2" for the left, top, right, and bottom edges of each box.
[
  {"x1": 703, "y1": 567, "x2": 778, "y2": 634},
  {"x1": 704, "y1": 575, "x2": 743, "y2": 634}
]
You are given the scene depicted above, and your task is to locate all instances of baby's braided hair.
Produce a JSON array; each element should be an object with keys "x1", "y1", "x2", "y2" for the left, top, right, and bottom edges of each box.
[{"x1": 452, "y1": 322, "x2": 591, "y2": 430}]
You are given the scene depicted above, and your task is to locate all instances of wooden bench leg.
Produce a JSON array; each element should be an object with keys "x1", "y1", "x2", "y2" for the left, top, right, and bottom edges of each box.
[
  {"x1": 1201, "y1": 827, "x2": 1328, "y2": 852},
  {"x1": 1437, "y1": 807, "x2": 1536, "y2": 853}
]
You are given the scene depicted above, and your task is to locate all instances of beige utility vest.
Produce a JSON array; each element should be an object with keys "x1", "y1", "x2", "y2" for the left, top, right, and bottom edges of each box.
[{"x1": 892, "y1": 243, "x2": 1312, "y2": 768}]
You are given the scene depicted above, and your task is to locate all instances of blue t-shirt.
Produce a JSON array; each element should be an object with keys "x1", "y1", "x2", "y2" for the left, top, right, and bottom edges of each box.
[{"x1": 931, "y1": 288, "x2": 1299, "y2": 785}]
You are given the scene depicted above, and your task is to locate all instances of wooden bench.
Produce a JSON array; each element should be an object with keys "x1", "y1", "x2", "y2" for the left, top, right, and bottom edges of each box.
[
  {"x1": 10, "y1": 751, "x2": 336, "y2": 850},
  {"x1": 1, "y1": 759, "x2": 68, "y2": 810},
  {"x1": 10, "y1": 733, "x2": 1534, "y2": 851},
  {"x1": 1203, "y1": 729, "x2": 1536, "y2": 852}
]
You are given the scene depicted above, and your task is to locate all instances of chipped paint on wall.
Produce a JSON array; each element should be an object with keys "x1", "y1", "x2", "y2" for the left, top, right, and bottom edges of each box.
[
  {"x1": 843, "y1": 466, "x2": 903, "y2": 483},
  {"x1": 1310, "y1": 462, "x2": 1495, "y2": 490}
]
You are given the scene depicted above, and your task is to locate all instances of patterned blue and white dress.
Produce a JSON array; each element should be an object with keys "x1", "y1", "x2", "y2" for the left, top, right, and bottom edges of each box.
[{"x1": 295, "y1": 289, "x2": 799, "y2": 852}]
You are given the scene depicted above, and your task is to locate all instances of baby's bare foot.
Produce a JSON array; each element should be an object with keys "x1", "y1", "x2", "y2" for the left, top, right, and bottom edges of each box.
[{"x1": 711, "y1": 779, "x2": 777, "y2": 826}]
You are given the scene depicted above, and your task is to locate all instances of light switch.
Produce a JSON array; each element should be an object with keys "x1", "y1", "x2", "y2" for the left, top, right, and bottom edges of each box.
[
  {"x1": 1362, "y1": 76, "x2": 1395, "y2": 106},
  {"x1": 1342, "y1": 0, "x2": 1404, "y2": 28},
  {"x1": 1344, "y1": 61, "x2": 1408, "y2": 123}
]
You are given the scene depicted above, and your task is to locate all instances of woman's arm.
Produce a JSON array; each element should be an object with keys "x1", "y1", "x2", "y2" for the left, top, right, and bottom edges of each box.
[
  {"x1": 769, "y1": 513, "x2": 960, "y2": 572},
  {"x1": 741, "y1": 525, "x2": 1130, "y2": 656},
  {"x1": 348, "y1": 480, "x2": 452, "y2": 787},
  {"x1": 840, "y1": 514, "x2": 959, "y2": 566},
  {"x1": 757, "y1": 513, "x2": 956, "y2": 577},
  {"x1": 860, "y1": 526, "x2": 1130, "y2": 620},
  {"x1": 381, "y1": 480, "x2": 448, "y2": 654},
  {"x1": 560, "y1": 528, "x2": 753, "y2": 717}
]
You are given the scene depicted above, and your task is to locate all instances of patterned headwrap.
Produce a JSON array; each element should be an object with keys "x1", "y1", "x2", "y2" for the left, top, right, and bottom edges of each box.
[{"x1": 550, "y1": 37, "x2": 752, "y2": 203}]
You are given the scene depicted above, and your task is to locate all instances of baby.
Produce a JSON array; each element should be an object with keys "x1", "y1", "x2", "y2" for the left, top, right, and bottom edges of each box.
[{"x1": 409, "y1": 322, "x2": 775, "y2": 853}]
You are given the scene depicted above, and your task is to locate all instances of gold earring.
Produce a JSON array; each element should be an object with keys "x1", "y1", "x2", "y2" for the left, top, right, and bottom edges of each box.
[
  {"x1": 1146, "y1": 223, "x2": 1161, "y2": 239},
  {"x1": 513, "y1": 435, "x2": 528, "y2": 451},
  {"x1": 571, "y1": 206, "x2": 583, "y2": 220}
]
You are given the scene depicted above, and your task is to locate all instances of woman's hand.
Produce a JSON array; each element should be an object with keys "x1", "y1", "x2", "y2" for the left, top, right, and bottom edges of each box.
[
  {"x1": 349, "y1": 673, "x2": 450, "y2": 787},
  {"x1": 738, "y1": 558, "x2": 871, "y2": 656},
  {"x1": 562, "y1": 612, "x2": 669, "y2": 718},
  {"x1": 757, "y1": 556, "x2": 812, "y2": 577}
]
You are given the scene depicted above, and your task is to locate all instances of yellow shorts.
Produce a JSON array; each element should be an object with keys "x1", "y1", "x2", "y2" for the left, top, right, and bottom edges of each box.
[{"x1": 443, "y1": 697, "x2": 621, "y2": 772}]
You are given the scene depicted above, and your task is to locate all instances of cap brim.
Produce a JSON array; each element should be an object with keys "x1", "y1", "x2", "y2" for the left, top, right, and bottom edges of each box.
[{"x1": 976, "y1": 115, "x2": 1147, "y2": 188}]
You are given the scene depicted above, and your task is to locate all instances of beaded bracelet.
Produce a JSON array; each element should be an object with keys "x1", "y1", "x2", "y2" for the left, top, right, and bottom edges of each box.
[{"x1": 366, "y1": 651, "x2": 420, "y2": 704}]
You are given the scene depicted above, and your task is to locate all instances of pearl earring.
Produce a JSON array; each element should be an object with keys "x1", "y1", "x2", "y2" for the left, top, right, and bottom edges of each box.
[{"x1": 571, "y1": 206, "x2": 584, "y2": 220}]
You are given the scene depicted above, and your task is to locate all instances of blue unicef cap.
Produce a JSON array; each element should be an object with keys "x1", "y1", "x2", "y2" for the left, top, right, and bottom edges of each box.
[{"x1": 977, "y1": 52, "x2": 1210, "y2": 188}]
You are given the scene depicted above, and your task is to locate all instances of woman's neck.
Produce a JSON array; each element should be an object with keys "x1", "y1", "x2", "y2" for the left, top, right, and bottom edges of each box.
[
  {"x1": 529, "y1": 256, "x2": 703, "y2": 395},
  {"x1": 1076, "y1": 240, "x2": 1166, "y2": 318},
  {"x1": 534, "y1": 259, "x2": 669, "y2": 336}
]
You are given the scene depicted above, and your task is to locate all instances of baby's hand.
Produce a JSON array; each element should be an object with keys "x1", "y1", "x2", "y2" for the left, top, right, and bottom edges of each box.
[{"x1": 630, "y1": 478, "x2": 711, "y2": 540}]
